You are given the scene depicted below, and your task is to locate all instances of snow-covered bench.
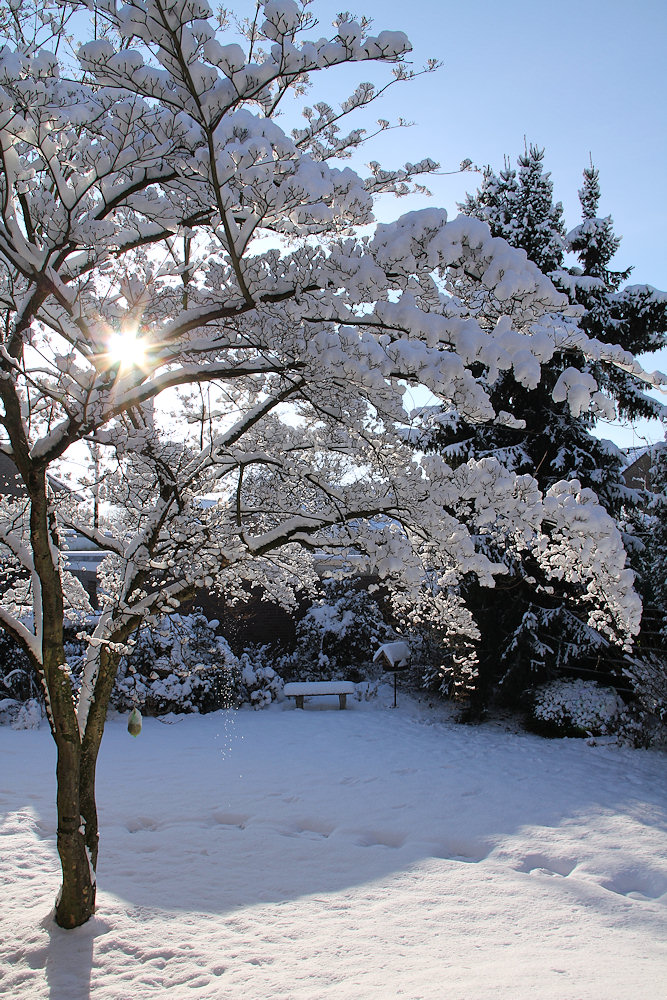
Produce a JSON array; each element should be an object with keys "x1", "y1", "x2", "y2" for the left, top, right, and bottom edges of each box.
[{"x1": 283, "y1": 681, "x2": 356, "y2": 711}]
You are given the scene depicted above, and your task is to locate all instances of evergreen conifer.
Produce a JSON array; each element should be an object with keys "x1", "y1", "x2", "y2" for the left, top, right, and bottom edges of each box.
[{"x1": 424, "y1": 149, "x2": 667, "y2": 707}]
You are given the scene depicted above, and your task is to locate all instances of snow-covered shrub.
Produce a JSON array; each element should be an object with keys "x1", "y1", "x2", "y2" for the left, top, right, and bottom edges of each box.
[
  {"x1": 391, "y1": 587, "x2": 480, "y2": 705},
  {"x1": 11, "y1": 698, "x2": 43, "y2": 730},
  {"x1": 529, "y1": 677, "x2": 627, "y2": 737},
  {"x1": 113, "y1": 612, "x2": 243, "y2": 715},
  {"x1": 281, "y1": 583, "x2": 394, "y2": 683},
  {"x1": 0, "y1": 629, "x2": 90, "y2": 725},
  {"x1": 2, "y1": 612, "x2": 287, "y2": 719},
  {"x1": 240, "y1": 646, "x2": 284, "y2": 708},
  {"x1": 0, "y1": 631, "x2": 39, "y2": 704},
  {"x1": 0, "y1": 698, "x2": 20, "y2": 725},
  {"x1": 621, "y1": 652, "x2": 667, "y2": 746}
]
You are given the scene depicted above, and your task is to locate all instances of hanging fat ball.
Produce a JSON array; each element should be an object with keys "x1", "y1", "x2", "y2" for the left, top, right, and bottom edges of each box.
[{"x1": 127, "y1": 707, "x2": 142, "y2": 737}]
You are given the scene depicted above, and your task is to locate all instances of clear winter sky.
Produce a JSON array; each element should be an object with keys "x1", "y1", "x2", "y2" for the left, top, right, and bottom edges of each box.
[{"x1": 296, "y1": 0, "x2": 667, "y2": 449}]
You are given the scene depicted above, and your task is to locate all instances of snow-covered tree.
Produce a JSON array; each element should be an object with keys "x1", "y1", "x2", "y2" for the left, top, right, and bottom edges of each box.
[
  {"x1": 649, "y1": 442, "x2": 667, "y2": 623},
  {"x1": 431, "y1": 149, "x2": 667, "y2": 703},
  {"x1": 453, "y1": 146, "x2": 661, "y2": 508},
  {"x1": 458, "y1": 156, "x2": 519, "y2": 246},
  {"x1": 620, "y1": 439, "x2": 667, "y2": 741},
  {"x1": 460, "y1": 145, "x2": 565, "y2": 273},
  {"x1": 280, "y1": 580, "x2": 394, "y2": 682},
  {"x1": 565, "y1": 163, "x2": 667, "y2": 423},
  {"x1": 0, "y1": 3, "x2": 659, "y2": 928},
  {"x1": 112, "y1": 611, "x2": 243, "y2": 713}
]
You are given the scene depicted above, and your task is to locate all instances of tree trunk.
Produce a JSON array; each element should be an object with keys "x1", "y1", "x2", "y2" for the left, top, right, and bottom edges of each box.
[
  {"x1": 18, "y1": 468, "x2": 97, "y2": 928},
  {"x1": 54, "y1": 736, "x2": 96, "y2": 928},
  {"x1": 79, "y1": 646, "x2": 120, "y2": 871},
  {"x1": 53, "y1": 646, "x2": 122, "y2": 927}
]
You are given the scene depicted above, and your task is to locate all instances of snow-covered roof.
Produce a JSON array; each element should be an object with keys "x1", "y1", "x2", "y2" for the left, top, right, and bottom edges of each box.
[
  {"x1": 0, "y1": 452, "x2": 84, "y2": 500},
  {"x1": 621, "y1": 446, "x2": 650, "y2": 468},
  {"x1": 373, "y1": 641, "x2": 410, "y2": 668},
  {"x1": 622, "y1": 442, "x2": 665, "y2": 490}
]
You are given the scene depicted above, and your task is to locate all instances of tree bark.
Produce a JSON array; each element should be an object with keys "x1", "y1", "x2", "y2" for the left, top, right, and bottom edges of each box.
[
  {"x1": 80, "y1": 646, "x2": 120, "y2": 871},
  {"x1": 53, "y1": 647, "x2": 122, "y2": 927},
  {"x1": 23, "y1": 467, "x2": 104, "y2": 928},
  {"x1": 54, "y1": 735, "x2": 96, "y2": 928}
]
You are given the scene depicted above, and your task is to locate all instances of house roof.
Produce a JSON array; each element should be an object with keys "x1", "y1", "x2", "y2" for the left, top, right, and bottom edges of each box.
[
  {"x1": 0, "y1": 451, "x2": 83, "y2": 500},
  {"x1": 622, "y1": 442, "x2": 665, "y2": 491},
  {"x1": 0, "y1": 452, "x2": 24, "y2": 497}
]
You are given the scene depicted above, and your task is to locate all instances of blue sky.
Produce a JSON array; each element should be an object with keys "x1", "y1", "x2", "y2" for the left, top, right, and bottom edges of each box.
[{"x1": 297, "y1": 0, "x2": 666, "y2": 447}]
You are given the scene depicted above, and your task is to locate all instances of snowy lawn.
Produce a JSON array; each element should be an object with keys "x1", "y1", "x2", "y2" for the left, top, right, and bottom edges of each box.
[{"x1": 1, "y1": 690, "x2": 666, "y2": 1000}]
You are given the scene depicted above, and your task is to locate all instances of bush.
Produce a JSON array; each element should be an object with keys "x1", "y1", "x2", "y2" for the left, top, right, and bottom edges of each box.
[
  {"x1": 390, "y1": 587, "x2": 480, "y2": 707},
  {"x1": 11, "y1": 698, "x2": 43, "y2": 730},
  {"x1": 621, "y1": 651, "x2": 667, "y2": 747},
  {"x1": 280, "y1": 582, "x2": 394, "y2": 683},
  {"x1": 113, "y1": 612, "x2": 244, "y2": 715},
  {"x1": 529, "y1": 678, "x2": 626, "y2": 738},
  {"x1": 0, "y1": 631, "x2": 40, "y2": 703},
  {"x1": 1, "y1": 612, "x2": 288, "y2": 720},
  {"x1": 0, "y1": 631, "x2": 43, "y2": 725},
  {"x1": 240, "y1": 646, "x2": 284, "y2": 708}
]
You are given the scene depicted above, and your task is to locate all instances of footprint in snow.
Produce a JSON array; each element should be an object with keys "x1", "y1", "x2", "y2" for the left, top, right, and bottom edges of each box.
[
  {"x1": 600, "y1": 869, "x2": 667, "y2": 902},
  {"x1": 210, "y1": 811, "x2": 249, "y2": 829},
  {"x1": 356, "y1": 829, "x2": 406, "y2": 849},
  {"x1": 281, "y1": 819, "x2": 335, "y2": 839},
  {"x1": 516, "y1": 854, "x2": 577, "y2": 877},
  {"x1": 126, "y1": 816, "x2": 161, "y2": 833}
]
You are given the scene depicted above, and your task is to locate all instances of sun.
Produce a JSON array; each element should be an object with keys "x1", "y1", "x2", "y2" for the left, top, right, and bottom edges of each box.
[{"x1": 107, "y1": 328, "x2": 147, "y2": 369}]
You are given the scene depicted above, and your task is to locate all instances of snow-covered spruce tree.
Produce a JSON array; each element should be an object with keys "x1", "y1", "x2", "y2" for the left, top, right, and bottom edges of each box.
[
  {"x1": 461, "y1": 146, "x2": 565, "y2": 272},
  {"x1": 458, "y1": 156, "x2": 519, "y2": 247},
  {"x1": 648, "y1": 441, "x2": 667, "y2": 625},
  {"x1": 620, "y1": 437, "x2": 667, "y2": 739},
  {"x1": 0, "y1": 2, "x2": 657, "y2": 928},
  {"x1": 565, "y1": 162, "x2": 667, "y2": 424},
  {"x1": 424, "y1": 147, "x2": 667, "y2": 705},
  {"x1": 453, "y1": 146, "x2": 650, "y2": 512},
  {"x1": 565, "y1": 163, "x2": 667, "y2": 649}
]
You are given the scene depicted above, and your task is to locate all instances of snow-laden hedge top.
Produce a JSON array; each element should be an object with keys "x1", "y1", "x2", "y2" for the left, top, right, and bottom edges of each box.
[{"x1": 533, "y1": 678, "x2": 626, "y2": 735}]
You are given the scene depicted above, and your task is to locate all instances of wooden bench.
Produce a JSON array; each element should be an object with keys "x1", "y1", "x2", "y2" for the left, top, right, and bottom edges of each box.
[{"x1": 283, "y1": 681, "x2": 356, "y2": 710}]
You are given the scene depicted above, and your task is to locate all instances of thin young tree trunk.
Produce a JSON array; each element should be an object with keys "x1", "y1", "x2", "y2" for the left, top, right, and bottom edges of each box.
[{"x1": 44, "y1": 635, "x2": 99, "y2": 928}]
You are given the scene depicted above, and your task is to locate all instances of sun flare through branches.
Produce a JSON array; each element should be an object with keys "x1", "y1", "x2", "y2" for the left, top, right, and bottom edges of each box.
[{"x1": 107, "y1": 329, "x2": 147, "y2": 369}]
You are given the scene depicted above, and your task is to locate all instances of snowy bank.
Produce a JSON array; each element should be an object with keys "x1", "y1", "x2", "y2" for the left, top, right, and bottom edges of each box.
[{"x1": 1, "y1": 693, "x2": 665, "y2": 999}]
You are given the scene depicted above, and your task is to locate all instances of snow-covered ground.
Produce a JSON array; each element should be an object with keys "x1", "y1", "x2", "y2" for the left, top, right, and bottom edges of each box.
[{"x1": 1, "y1": 689, "x2": 666, "y2": 1000}]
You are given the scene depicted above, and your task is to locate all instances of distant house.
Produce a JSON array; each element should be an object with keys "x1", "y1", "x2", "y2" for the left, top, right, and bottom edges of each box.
[
  {"x1": 0, "y1": 452, "x2": 106, "y2": 607},
  {"x1": 0, "y1": 451, "x2": 27, "y2": 498},
  {"x1": 0, "y1": 451, "x2": 85, "y2": 499},
  {"x1": 622, "y1": 442, "x2": 665, "y2": 493}
]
